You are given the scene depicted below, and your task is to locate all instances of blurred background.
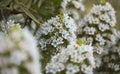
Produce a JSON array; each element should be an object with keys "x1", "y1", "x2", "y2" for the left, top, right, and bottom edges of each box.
[{"x1": 0, "y1": 0, "x2": 120, "y2": 29}]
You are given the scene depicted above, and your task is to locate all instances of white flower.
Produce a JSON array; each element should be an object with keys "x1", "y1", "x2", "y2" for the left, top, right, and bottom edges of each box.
[
  {"x1": 96, "y1": 34, "x2": 106, "y2": 45},
  {"x1": 57, "y1": 37, "x2": 64, "y2": 44},
  {"x1": 81, "y1": 64, "x2": 87, "y2": 72},
  {"x1": 81, "y1": 64, "x2": 93, "y2": 74},
  {"x1": 72, "y1": 0, "x2": 85, "y2": 11},
  {"x1": 85, "y1": 37, "x2": 93, "y2": 45},
  {"x1": 93, "y1": 18, "x2": 99, "y2": 24},
  {"x1": 51, "y1": 39, "x2": 58, "y2": 47},
  {"x1": 60, "y1": 30, "x2": 69, "y2": 39},
  {"x1": 84, "y1": 26, "x2": 96, "y2": 35},
  {"x1": 84, "y1": 14, "x2": 94, "y2": 24},
  {"x1": 99, "y1": 14, "x2": 110, "y2": 23},
  {"x1": 96, "y1": 47, "x2": 103, "y2": 54},
  {"x1": 109, "y1": 21, "x2": 116, "y2": 27},
  {"x1": 90, "y1": 5, "x2": 101, "y2": 15},
  {"x1": 98, "y1": 23, "x2": 109, "y2": 32},
  {"x1": 71, "y1": 11, "x2": 80, "y2": 20},
  {"x1": 46, "y1": 62, "x2": 65, "y2": 74},
  {"x1": 55, "y1": 23, "x2": 62, "y2": 29},
  {"x1": 66, "y1": 64, "x2": 79, "y2": 74}
]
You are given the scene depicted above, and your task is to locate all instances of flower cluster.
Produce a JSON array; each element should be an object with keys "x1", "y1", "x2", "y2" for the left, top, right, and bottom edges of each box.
[
  {"x1": 45, "y1": 42, "x2": 95, "y2": 74},
  {"x1": 36, "y1": 13, "x2": 77, "y2": 73},
  {"x1": 95, "y1": 29, "x2": 120, "y2": 73},
  {"x1": 0, "y1": 21, "x2": 41, "y2": 74},
  {"x1": 36, "y1": 13, "x2": 76, "y2": 50},
  {"x1": 0, "y1": 1, "x2": 119, "y2": 74},
  {"x1": 77, "y1": 2, "x2": 116, "y2": 54}
]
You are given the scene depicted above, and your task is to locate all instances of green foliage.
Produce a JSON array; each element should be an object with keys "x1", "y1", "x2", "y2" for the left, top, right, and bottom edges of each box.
[
  {"x1": 18, "y1": 3, "x2": 40, "y2": 25},
  {"x1": 0, "y1": 0, "x2": 62, "y2": 29},
  {"x1": 0, "y1": 0, "x2": 12, "y2": 6},
  {"x1": 18, "y1": 65, "x2": 30, "y2": 74}
]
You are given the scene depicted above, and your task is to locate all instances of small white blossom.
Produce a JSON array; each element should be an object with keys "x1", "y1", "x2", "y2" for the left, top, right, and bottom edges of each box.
[
  {"x1": 84, "y1": 26, "x2": 96, "y2": 35},
  {"x1": 98, "y1": 23, "x2": 109, "y2": 32},
  {"x1": 66, "y1": 64, "x2": 79, "y2": 74}
]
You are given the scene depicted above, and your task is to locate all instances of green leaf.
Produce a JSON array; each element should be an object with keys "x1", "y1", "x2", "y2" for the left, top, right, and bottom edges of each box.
[
  {"x1": 0, "y1": 0, "x2": 12, "y2": 6},
  {"x1": 18, "y1": 3, "x2": 40, "y2": 25}
]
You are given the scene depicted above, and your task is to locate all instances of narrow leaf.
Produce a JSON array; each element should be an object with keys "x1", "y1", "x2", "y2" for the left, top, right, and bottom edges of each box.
[{"x1": 19, "y1": 3, "x2": 40, "y2": 25}]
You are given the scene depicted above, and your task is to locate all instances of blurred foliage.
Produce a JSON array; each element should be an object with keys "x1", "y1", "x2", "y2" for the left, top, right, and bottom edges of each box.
[
  {"x1": 0, "y1": 0, "x2": 120, "y2": 29},
  {"x1": 0, "y1": 0, "x2": 62, "y2": 28}
]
